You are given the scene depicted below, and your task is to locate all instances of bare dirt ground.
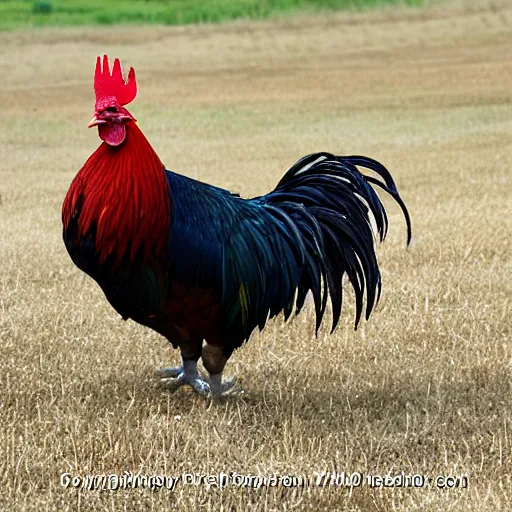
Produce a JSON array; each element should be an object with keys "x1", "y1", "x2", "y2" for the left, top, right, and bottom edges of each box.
[{"x1": 1, "y1": 0, "x2": 511, "y2": 510}]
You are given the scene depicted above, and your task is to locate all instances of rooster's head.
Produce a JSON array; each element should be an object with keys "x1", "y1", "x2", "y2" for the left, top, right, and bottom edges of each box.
[{"x1": 88, "y1": 55, "x2": 137, "y2": 147}]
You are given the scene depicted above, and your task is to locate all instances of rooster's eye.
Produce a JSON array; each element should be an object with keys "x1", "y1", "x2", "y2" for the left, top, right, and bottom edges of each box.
[{"x1": 105, "y1": 107, "x2": 118, "y2": 113}]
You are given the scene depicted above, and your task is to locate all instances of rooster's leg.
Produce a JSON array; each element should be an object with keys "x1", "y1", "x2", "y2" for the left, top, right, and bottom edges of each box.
[
  {"x1": 202, "y1": 344, "x2": 242, "y2": 398},
  {"x1": 159, "y1": 339, "x2": 211, "y2": 396}
]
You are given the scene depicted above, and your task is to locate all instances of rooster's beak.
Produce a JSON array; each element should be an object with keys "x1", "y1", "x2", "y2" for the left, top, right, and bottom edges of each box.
[{"x1": 88, "y1": 115, "x2": 106, "y2": 128}]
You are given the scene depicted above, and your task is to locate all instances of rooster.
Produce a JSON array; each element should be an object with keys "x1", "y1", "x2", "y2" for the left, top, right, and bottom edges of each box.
[{"x1": 62, "y1": 56, "x2": 411, "y2": 398}]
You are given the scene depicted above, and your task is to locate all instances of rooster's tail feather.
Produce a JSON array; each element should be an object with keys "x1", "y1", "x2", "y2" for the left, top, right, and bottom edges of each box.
[{"x1": 262, "y1": 152, "x2": 411, "y2": 333}]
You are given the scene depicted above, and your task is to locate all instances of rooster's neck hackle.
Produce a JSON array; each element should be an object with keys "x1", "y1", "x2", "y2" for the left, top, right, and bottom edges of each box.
[{"x1": 62, "y1": 123, "x2": 171, "y2": 267}]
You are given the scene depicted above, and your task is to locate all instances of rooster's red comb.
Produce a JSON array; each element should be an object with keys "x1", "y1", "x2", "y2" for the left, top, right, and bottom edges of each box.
[{"x1": 94, "y1": 55, "x2": 137, "y2": 110}]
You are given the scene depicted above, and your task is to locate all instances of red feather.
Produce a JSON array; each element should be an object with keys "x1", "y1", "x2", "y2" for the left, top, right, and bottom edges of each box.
[
  {"x1": 62, "y1": 123, "x2": 171, "y2": 267},
  {"x1": 164, "y1": 282, "x2": 222, "y2": 344}
]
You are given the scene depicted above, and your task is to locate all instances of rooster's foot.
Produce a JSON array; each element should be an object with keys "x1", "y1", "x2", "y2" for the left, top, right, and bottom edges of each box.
[
  {"x1": 159, "y1": 360, "x2": 210, "y2": 396},
  {"x1": 164, "y1": 373, "x2": 211, "y2": 396},
  {"x1": 161, "y1": 372, "x2": 211, "y2": 396},
  {"x1": 209, "y1": 374, "x2": 244, "y2": 399},
  {"x1": 157, "y1": 366, "x2": 183, "y2": 379},
  {"x1": 159, "y1": 364, "x2": 243, "y2": 398}
]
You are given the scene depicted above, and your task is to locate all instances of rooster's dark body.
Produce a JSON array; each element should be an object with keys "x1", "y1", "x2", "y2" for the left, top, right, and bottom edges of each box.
[{"x1": 62, "y1": 56, "x2": 411, "y2": 398}]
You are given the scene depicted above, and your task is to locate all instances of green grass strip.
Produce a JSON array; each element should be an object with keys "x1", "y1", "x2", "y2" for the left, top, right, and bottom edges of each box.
[{"x1": 1, "y1": 0, "x2": 425, "y2": 31}]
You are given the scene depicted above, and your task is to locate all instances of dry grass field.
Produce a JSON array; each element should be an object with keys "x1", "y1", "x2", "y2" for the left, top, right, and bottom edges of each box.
[{"x1": 1, "y1": 0, "x2": 511, "y2": 510}]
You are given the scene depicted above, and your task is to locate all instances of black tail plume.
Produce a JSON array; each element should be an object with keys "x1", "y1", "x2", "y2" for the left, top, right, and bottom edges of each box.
[{"x1": 263, "y1": 152, "x2": 412, "y2": 332}]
